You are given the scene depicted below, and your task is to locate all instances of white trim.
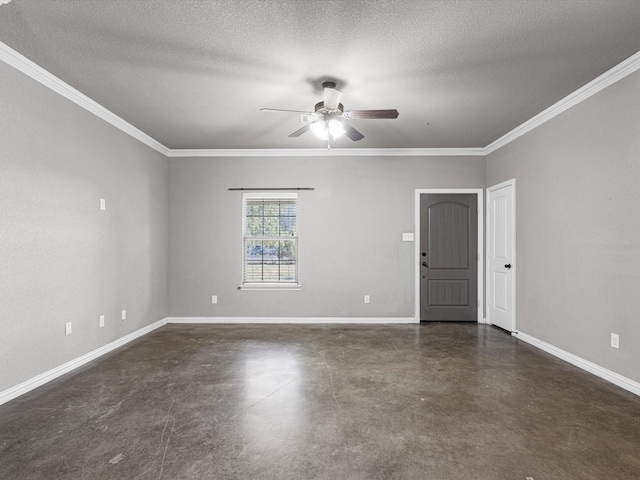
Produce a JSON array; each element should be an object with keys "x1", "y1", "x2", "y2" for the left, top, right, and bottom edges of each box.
[
  {"x1": 0, "y1": 319, "x2": 167, "y2": 406},
  {"x1": 239, "y1": 284, "x2": 302, "y2": 291},
  {"x1": 485, "y1": 179, "x2": 516, "y2": 331},
  {"x1": 414, "y1": 189, "x2": 484, "y2": 323},
  {"x1": 242, "y1": 193, "x2": 299, "y2": 286},
  {"x1": 166, "y1": 317, "x2": 417, "y2": 324},
  {"x1": 0, "y1": 41, "x2": 170, "y2": 156},
  {"x1": 166, "y1": 148, "x2": 486, "y2": 158},
  {"x1": 4, "y1": 38, "x2": 639, "y2": 158},
  {"x1": 4, "y1": 315, "x2": 637, "y2": 407},
  {"x1": 514, "y1": 331, "x2": 640, "y2": 397},
  {"x1": 485, "y1": 50, "x2": 640, "y2": 154}
]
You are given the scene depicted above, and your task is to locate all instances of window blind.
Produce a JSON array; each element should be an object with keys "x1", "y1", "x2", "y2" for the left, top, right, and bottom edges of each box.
[{"x1": 243, "y1": 196, "x2": 298, "y2": 283}]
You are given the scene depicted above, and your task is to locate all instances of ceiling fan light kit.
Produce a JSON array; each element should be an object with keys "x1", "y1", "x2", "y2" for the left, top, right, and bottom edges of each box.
[
  {"x1": 261, "y1": 80, "x2": 399, "y2": 148},
  {"x1": 310, "y1": 118, "x2": 345, "y2": 141}
]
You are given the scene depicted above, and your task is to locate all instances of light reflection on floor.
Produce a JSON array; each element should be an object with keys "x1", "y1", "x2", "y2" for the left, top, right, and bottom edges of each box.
[{"x1": 242, "y1": 347, "x2": 302, "y2": 453}]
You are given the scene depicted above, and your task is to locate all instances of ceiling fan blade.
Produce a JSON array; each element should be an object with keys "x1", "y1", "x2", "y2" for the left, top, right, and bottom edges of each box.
[
  {"x1": 300, "y1": 113, "x2": 322, "y2": 124},
  {"x1": 323, "y1": 86, "x2": 343, "y2": 110},
  {"x1": 261, "y1": 108, "x2": 314, "y2": 114},
  {"x1": 343, "y1": 109, "x2": 399, "y2": 119},
  {"x1": 342, "y1": 123, "x2": 365, "y2": 141},
  {"x1": 288, "y1": 123, "x2": 312, "y2": 138}
]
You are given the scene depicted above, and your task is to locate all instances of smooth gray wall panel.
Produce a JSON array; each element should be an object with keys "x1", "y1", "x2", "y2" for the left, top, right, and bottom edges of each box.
[
  {"x1": 168, "y1": 156, "x2": 485, "y2": 318},
  {"x1": 487, "y1": 70, "x2": 640, "y2": 383},
  {"x1": 0, "y1": 62, "x2": 169, "y2": 393}
]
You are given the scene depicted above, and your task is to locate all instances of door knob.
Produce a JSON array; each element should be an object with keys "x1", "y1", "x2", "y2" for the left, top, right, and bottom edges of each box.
[
  {"x1": 421, "y1": 261, "x2": 428, "y2": 268},
  {"x1": 505, "y1": 264, "x2": 512, "y2": 269}
]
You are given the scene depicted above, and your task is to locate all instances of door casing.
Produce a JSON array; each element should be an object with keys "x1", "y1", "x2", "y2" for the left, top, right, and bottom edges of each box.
[{"x1": 414, "y1": 189, "x2": 484, "y2": 323}]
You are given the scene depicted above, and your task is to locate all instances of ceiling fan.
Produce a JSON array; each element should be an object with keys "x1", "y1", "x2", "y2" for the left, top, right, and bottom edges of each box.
[{"x1": 260, "y1": 81, "x2": 399, "y2": 147}]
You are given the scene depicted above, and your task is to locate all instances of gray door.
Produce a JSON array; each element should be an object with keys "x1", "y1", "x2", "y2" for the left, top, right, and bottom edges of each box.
[{"x1": 420, "y1": 194, "x2": 478, "y2": 321}]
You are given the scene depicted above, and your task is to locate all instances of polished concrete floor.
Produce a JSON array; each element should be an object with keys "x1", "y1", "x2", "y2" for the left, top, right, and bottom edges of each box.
[{"x1": 1, "y1": 323, "x2": 639, "y2": 479}]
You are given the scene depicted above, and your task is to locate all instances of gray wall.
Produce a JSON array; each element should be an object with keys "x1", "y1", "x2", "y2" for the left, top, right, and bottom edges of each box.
[
  {"x1": 486, "y1": 70, "x2": 640, "y2": 383},
  {"x1": 5, "y1": 44, "x2": 637, "y2": 395},
  {"x1": 168, "y1": 155, "x2": 485, "y2": 318},
  {"x1": 0, "y1": 62, "x2": 169, "y2": 392}
]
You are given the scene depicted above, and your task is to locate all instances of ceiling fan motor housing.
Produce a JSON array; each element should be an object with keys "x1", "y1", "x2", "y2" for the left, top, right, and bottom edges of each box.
[
  {"x1": 264, "y1": 80, "x2": 397, "y2": 142},
  {"x1": 314, "y1": 101, "x2": 344, "y2": 114}
]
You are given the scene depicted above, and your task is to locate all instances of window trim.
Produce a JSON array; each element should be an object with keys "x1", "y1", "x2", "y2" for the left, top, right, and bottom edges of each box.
[{"x1": 239, "y1": 192, "x2": 301, "y2": 290}]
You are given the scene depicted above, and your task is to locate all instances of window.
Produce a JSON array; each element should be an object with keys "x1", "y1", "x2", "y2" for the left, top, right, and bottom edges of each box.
[{"x1": 242, "y1": 193, "x2": 298, "y2": 289}]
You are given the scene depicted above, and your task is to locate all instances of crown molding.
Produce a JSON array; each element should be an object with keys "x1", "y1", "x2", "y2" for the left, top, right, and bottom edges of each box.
[
  {"x1": 0, "y1": 41, "x2": 170, "y2": 156},
  {"x1": 485, "y1": 50, "x2": 640, "y2": 154},
  {"x1": 3, "y1": 39, "x2": 639, "y2": 158},
  {"x1": 166, "y1": 147, "x2": 486, "y2": 158}
]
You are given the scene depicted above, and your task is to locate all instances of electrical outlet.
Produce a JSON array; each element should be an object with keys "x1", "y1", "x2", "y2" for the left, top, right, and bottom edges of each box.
[
  {"x1": 211, "y1": 295, "x2": 218, "y2": 304},
  {"x1": 364, "y1": 295, "x2": 370, "y2": 304},
  {"x1": 65, "y1": 322, "x2": 72, "y2": 336},
  {"x1": 611, "y1": 333, "x2": 620, "y2": 349},
  {"x1": 99, "y1": 315, "x2": 105, "y2": 328},
  {"x1": 121, "y1": 309, "x2": 126, "y2": 321},
  {"x1": 100, "y1": 198, "x2": 106, "y2": 211}
]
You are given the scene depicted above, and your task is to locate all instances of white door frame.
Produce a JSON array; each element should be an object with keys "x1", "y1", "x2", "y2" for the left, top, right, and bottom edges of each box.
[
  {"x1": 486, "y1": 179, "x2": 516, "y2": 331},
  {"x1": 414, "y1": 189, "x2": 484, "y2": 323}
]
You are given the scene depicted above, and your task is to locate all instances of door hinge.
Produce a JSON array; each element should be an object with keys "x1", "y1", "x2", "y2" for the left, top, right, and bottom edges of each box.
[
  {"x1": 476, "y1": 253, "x2": 480, "y2": 261},
  {"x1": 477, "y1": 300, "x2": 480, "y2": 307}
]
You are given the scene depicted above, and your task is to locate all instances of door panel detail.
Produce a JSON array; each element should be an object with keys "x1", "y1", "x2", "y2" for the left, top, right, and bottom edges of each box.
[
  {"x1": 428, "y1": 280, "x2": 469, "y2": 306},
  {"x1": 492, "y1": 272, "x2": 508, "y2": 311},
  {"x1": 494, "y1": 197, "x2": 508, "y2": 258},
  {"x1": 428, "y1": 203, "x2": 469, "y2": 269}
]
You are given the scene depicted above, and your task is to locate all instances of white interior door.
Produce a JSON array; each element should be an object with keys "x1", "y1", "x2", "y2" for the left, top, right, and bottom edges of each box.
[{"x1": 487, "y1": 180, "x2": 515, "y2": 331}]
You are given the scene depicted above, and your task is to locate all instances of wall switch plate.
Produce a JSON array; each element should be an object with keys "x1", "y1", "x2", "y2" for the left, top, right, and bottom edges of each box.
[
  {"x1": 211, "y1": 295, "x2": 218, "y2": 304},
  {"x1": 611, "y1": 333, "x2": 620, "y2": 349},
  {"x1": 121, "y1": 310, "x2": 126, "y2": 321},
  {"x1": 99, "y1": 315, "x2": 105, "y2": 328},
  {"x1": 65, "y1": 322, "x2": 72, "y2": 336},
  {"x1": 100, "y1": 198, "x2": 106, "y2": 211},
  {"x1": 402, "y1": 232, "x2": 414, "y2": 242},
  {"x1": 364, "y1": 295, "x2": 370, "y2": 304}
]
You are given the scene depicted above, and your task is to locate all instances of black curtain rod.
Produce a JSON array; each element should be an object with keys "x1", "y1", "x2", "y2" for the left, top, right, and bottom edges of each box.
[{"x1": 227, "y1": 187, "x2": 315, "y2": 191}]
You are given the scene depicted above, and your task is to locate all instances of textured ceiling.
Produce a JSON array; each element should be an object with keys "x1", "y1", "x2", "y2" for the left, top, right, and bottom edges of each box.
[{"x1": 2, "y1": 0, "x2": 640, "y2": 150}]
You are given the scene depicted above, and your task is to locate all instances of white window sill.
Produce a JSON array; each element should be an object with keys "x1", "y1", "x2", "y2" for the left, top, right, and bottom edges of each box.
[{"x1": 239, "y1": 283, "x2": 302, "y2": 291}]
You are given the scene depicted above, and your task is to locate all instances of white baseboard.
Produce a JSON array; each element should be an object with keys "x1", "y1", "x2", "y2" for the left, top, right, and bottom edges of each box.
[
  {"x1": 0, "y1": 319, "x2": 168, "y2": 406},
  {"x1": 16, "y1": 318, "x2": 634, "y2": 409},
  {"x1": 165, "y1": 316, "x2": 418, "y2": 324},
  {"x1": 0, "y1": 316, "x2": 416, "y2": 405},
  {"x1": 513, "y1": 331, "x2": 640, "y2": 397}
]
